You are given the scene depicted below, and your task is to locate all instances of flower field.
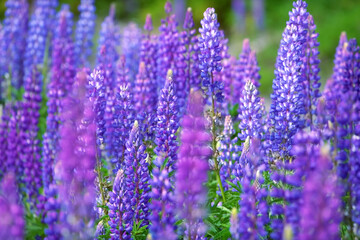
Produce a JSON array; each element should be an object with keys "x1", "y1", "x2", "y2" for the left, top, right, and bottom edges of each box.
[{"x1": 0, "y1": 0, "x2": 359, "y2": 239}]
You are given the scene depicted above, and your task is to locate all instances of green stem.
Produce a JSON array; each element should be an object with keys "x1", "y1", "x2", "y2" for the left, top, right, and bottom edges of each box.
[{"x1": 95, "y1": 147, "x2": 108, "y2": 216}]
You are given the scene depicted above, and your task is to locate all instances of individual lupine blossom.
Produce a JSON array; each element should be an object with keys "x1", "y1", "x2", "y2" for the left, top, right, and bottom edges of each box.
[
  {"x1": 0, "y1": 173, "x2": 25, "y2": 240},
  {"x1": 157, "y1": 1, "x2": 179, "y2": 92},
  {"x1": 121, "y1": 23, "x2": 142, "y2": 83},
  {"x1": 111, "y1": 56, "x2": 135, "y2": 170},
  {"x1": 0, "y1": 105, "x2": 10, "y2": 179},
  {"x1": 24, "y1": 0, "x2": 57, "y2": 78},
  {"x1": 252, "y1": 0, "x2": 265, "y2": 30},
  {"x1": 232, "y1": 0, "x2": 246, "y2": 32},
  {"x1": 55, "y1": 76, "x2": 97, "y2": 239},
  {"x1": 233, "y1": 39, "x2": 261, "y2": 105},
  {"x1": 123, "y1": 121, "x2": 150, "y2": 229},
  {"x1": 74, "y1": 0, "x2": 95, "y2": 67},
  {"x1": 149, "y1": 157, "x2": 177, "y2": 240},
  {"x1": 175, "y1": 91, "x2": 212, "y2": 239},
  {"x1": 139, "y1": 14, "x2": 158, "y2": 118},
  {"x1": 238, "y1": 80, "x2": 265, "y2": 141},
  {"x1": 1, "y1": 0, "x2": 28, "y2": 89},
  {"x1": 219, "y1": 115, "x2": 238, "y2": 191},
  {"x1": 298, "y1": 147, "x2": 341, "y2": 240},
  {"x1": 302, "y1": 14, "x2": 321, "y2": 128},
  {"x1": 21, "y1": 66, "x2": 42, "y2": 204},
  {"x1": 42, "y1": 4, "x2": 75, "y2": 191},
  {"x1": 199, "y1": 7, "x2": 223, "y2": 103},
  {"x1": 154, "y1": 70, "x2": 179, "y2": 171},
  {"x1": 268, "y1": 0, "x2": 308, "y2": 156},
  {"x1": 285, "y1": 130, "x2": 321, "y2": 238},
  {"x1": 88, "y1": 68, "x2": 107, "y2": 148}
]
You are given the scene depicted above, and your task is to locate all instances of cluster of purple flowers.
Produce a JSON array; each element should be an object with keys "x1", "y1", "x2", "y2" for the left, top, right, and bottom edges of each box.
[{"x1": 0, "y1": 0, "x2": 358, "y2": 239}]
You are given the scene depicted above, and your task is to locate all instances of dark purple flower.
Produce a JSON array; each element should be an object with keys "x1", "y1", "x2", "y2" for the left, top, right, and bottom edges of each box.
[
  {"x1": 219, "y1": 115, "x2": 238, "y2": 191},
  {"x1": 139, "y1": 14, "x2": 158, "y2": 119},
  {"x1": 24, "y1": 0, "x2": 57, "y2": 78},
  {"x1": 302, "y1": 14, "x2": 321, "y2": 128},
  {"x1": 74, "y1": 0, "x2": 96, "y2": 68},
  {"x1": 0, "y1": 173, "x2": 25, "y2": 240},
  {"x1": 199, "y1": 8, "x2": 223, "y2": 103},
  {"x1": 1, "y1": 0, "x2": 29, "y2": 89},
  {"x1": 121, "y1": 23, "x2": 141, "y2": 83},
  {"x1": 157, "y1": 1, "x2": 179, "y2": 92},
  {"x1": 252, "y1": 0, "x2": 265, "y2": 30},
  {"x1": 267, "y1": 0, "x2": 308, "y2": 156},
  {"x1": 42, "y1": 3, "x2": 75, "y2": 191},
  {"x1": 154, "y1": 70, "x2": 180, "y2": 171},
  {"x1": 238, "y1": 80, "x2": 264, "y2": 141},
  {"x1": 55, "y1": 74, "x2": 97, "y2": 238},
  {"x1": 232, "y1": 0, "x2": 246, "y2": 32},
  {"x1": 298, "y1": 149, "x2": 341, "y2": 240},
  {"x1": 175, "y1": 91, "x2": 212, "y2": 238},
  {"x1": 149, "y1": 157, "x2": 176, "y2": 240},
  {"x1": 0, "y1": 105, "x2": 10, "y2": 179}
]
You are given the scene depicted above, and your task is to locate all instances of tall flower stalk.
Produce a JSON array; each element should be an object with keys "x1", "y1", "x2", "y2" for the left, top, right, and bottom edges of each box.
[
  {"x1": 199, "y1": 7, "x2": 226, "y2": 202},
  {"x1": 175, "y1": 91, "x2": 211, "y2": 239}
]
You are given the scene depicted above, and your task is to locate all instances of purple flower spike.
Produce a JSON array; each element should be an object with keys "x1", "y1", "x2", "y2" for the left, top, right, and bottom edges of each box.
[
  {"x1": 175, "y1": 91, "x2": 212, "y2": 239},
  {"x1": 75, "y1": 0, "x2": 96, "y2": 67},
  {"x1": 165, "y1": 1, "x2": 172, "y2": 15},
  {"x1": 154, "y1": 70, "x2": 180, "y2": 171},
  {"x1": 157, "y1": 3, "x2": 178, "y2": 92},
  {"x1": 149, "y1": 157, "x2": 176, "y2": 240},
  {"x1": 174, "y1": 7, "x2": 200, "y2": 114},
  {"x1": 144, "y1": 14, "x2": 153, "y2": 32},
  {"x1": 134, "y1": 62, "x2": 157, "y2": 116},
  {"x1": 24, "y1": 0, "x2": 57, "y2": 78},
  {"x1": 122, "y1": 121, "x2": 150, "y2": 231},
  {"x1": 302, "y1": 14, "x2": 321, "y2": 128},
  {"x1": 299, "y1": 148, "x2": 341, "y2": 240},
  {"x1": 268, "y1": 0, "x2": 309, "y2": 156},
  {"x1": 21, "y1": 66, "x2": 42, "y2": 205},
  {"x1": 285, "y1": 130, "x2": 321, "y2": 238},
  {"x1": 108, "y1": 169, "x2": 129, "y2": 239},
  {"x1": 199, "y1": 8, "x2": 223, "y2": 103},
  {"x1": 0, "y1": 105, "x2": 10, "y2": 179},
  {"x1": 111, "y1": 57, "x2": 135, "y2": 170},
  {"x1": 219, "y1": 115, "x2": 238, "y2": 191},
  {"x1": 42, "y1": 4, "x2": 75, "y2": 190},
  {"x1": 121, "y1": 23, "x2": 141, "y2": 83},
  {"x1": 56, "y1": 74, "x2": 97, "y2": 239},
  {"x1": 1, "y1": 0, "x2": 29, "y2": 89},
  {"x1": 0, "y1": 173, "x2": 25, "y2": 240},
  {"x1": 238, "y1": 80, "x2": 264, "y2": 141},
  {"x1": 139, "y1": 14, "x2": 158, "y2": 120}
]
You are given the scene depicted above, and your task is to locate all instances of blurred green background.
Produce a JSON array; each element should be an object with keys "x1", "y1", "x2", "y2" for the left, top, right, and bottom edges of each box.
[{"x1": 1, "y1": 0, "x2": 360, "y2": 96}]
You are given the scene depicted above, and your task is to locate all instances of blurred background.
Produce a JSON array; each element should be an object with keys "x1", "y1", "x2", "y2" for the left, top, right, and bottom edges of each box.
[{"x1": 1, "y1": 0, "x2": 360, "y2": 96}]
